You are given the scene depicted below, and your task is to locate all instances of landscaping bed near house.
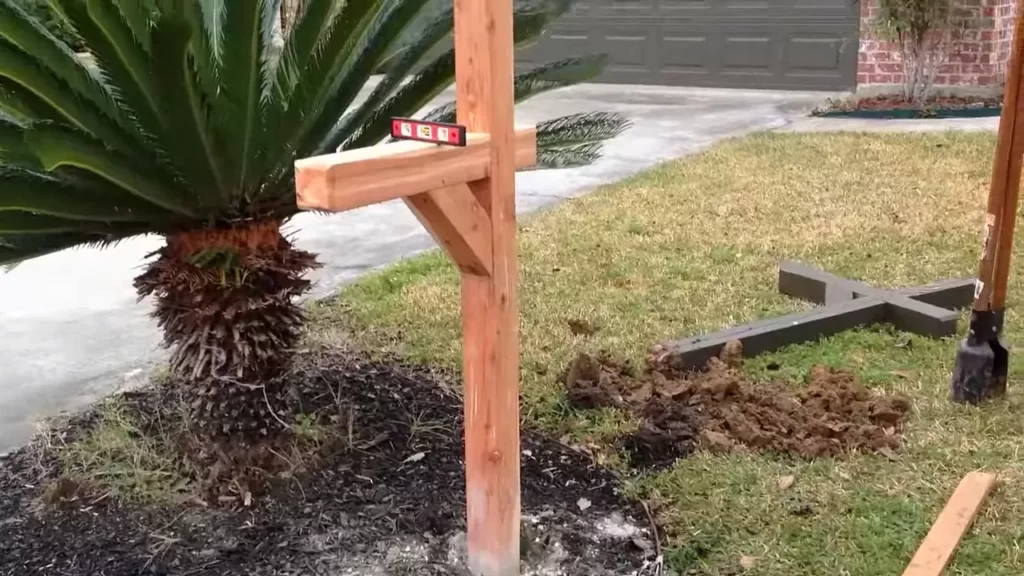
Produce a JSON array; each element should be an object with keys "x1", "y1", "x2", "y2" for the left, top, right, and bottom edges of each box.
[
  {"x1": 812, "y1": 94, "x2": 1002, "y2": 119},
  {"x1": 0, "y1": 351, "x2": 654, "y2": 576},
  {"x1": 317, "y1": 131, "x2": 1024, "y2": 575}
]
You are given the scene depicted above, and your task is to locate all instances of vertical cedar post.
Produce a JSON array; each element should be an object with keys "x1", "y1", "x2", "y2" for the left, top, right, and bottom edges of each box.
[
  {"x1": 453, "y1": 0, "x2": 521, "y2": 574},
  {"x1": 293, "y1": 0, "x2": 530, "y2": 572}
]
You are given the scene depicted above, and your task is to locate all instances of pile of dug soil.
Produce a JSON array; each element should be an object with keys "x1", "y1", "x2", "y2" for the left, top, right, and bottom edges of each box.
[
  {"x1": 1, "y1": 352, "x2": 655, "y2": 576},
  {"x1": 562, "y1": 345, "x2": 911, "y2": 470}
]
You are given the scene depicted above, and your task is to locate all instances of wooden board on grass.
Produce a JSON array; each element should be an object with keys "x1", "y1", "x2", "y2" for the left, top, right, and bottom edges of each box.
[{"x1": 901, "y1": 471, "x2": 997, "y2": 576}]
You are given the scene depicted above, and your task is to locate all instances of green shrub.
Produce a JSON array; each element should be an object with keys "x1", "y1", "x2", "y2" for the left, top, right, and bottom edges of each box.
[{"x1": 872, "y1": 0, "x2": 968, "y2": 103}]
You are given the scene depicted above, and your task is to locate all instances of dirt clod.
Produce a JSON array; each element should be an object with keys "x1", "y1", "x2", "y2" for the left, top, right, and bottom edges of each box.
[
  {"x1": 568, "y1": 318, "x2": 600, "y2": 336},
  {"x1": 564, "y1": 352, "x2": 911, "y2": 469},
  {"x1": 560, "y1": 352, "x2": 629, "y2": 409},
  {"x1": 719, "y1": 339, "x2": 743, "y2": 369},
  {"x1": 700, "y1": 429, "x2": 735, "y2": 454},
  {"x1": 620, "y1": 396, "x2": 700, "y2": 470}
]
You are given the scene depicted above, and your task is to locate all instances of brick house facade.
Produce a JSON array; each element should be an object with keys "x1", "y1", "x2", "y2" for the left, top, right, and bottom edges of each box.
[{"x1": 858, "y1": 0, "x2": 1017, "y2": 92}]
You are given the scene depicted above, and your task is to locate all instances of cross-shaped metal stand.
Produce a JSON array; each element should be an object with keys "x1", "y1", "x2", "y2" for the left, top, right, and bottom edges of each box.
[
  {"x1": 294, "y1": 1, "x2": 529, "y2": 574},
  {"x1": 653, "y1": 261, "x2": 976, "y2": 371}
]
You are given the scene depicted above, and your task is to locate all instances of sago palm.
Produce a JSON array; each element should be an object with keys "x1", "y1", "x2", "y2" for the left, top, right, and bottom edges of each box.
[{"x1": 0, "y1": 0, "x2": 629, "y2": 438}]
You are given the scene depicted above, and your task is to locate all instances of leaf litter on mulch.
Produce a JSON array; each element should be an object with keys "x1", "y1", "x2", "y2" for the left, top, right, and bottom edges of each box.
[
  {"x1": 812, "y1": 94, "x2": 1002, "y2": 115},
  {"x1": 561, "y1": 341, "x2": 911, "y2": 470},
  {"x1": 0, "y1": 352, "x2": 656, "y2": 576}
]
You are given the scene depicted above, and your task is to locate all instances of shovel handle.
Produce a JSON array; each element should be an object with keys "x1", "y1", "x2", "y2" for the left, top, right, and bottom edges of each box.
[
  {"x1": 974, "y1": 9, "x2": 1024, "y2": 312},
  {"x1": 991, "y1": 152, "x2": 1024, "y2": 310}
]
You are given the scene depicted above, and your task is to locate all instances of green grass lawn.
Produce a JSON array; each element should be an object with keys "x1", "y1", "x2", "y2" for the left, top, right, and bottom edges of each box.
[{"x1": 310, "y1": 131, "x2": 1024, "y2": 575}]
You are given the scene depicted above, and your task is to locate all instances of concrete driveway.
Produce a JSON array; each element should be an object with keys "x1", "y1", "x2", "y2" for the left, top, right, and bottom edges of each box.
[{"x1": 0, "y1": 84, "x2": 830, "y2": 454}]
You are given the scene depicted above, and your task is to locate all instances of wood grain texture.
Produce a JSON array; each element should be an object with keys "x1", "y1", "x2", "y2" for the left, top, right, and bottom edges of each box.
[
  {"x1": 454, "y1": 0, "x2": 528, "y2": 573},
  {"x1": 294, "y1": 127, "x2": 536, "y2": 213},
  {"x1": 901, "y1": 471, "x2": 998, "y2": 576},
  {"x1": 291, "y1": 0, "x2": 534, "y2": 572},
  {"x1": 404, "y1": 184, "x2": 493, "y2": 276}
]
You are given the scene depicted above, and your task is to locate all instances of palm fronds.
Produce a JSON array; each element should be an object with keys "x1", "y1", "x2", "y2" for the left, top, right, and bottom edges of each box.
[{"x1": 0, "y1": 0, "x2": 630, "y2": 265}]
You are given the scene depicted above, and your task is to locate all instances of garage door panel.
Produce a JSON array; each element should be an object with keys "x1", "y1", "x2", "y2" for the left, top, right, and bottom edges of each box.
[
  {"x1": 606, "y1": 0, "x2": 659, "y2": 16},
  {"x1": 517, "y1": 0, "x2": 859, "y2": 90},
  {"x1": 722, "y1": 31, "x2": 775, "y2": 72},
  {"x1": 658, "y1": 0, "x2": 858, "y2": 19},
  {"x1": 588, "y1": 23, "x2": 655, "y2": 84},
  {"x1": 660, "y1": 31, "x2": 711, "y2": 71},
  {"x1": 714, "y1": 22, "x2": 854, "y2": 87},
  {"x1": 785, "y1": 30, "x2": 854, "y2": 72},
  {"x1": 597, "y1": 23, "x2": 655, "y2": 68},
  {"x1": 777, "y1": 23, "x2": 855, "y2": 82},
  {"x1": 516, "y1": 21, "x2": 593, "y2": 64},
  {"x1": 568, "y1": 0, "x2": 598, "y2": 16}
]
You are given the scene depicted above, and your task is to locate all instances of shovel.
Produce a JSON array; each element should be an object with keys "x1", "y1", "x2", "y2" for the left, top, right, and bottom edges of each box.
[{"x1": 950, "y1": 12, "x2": 1024, "y2": 404}]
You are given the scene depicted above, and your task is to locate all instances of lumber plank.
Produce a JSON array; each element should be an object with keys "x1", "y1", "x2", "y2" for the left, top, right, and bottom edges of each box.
[
  {"x1": 901, "y1": 471, "x2": 998, "y2": 576},
  {"x1": 294, "y1": 126, "x2": 536, "y2": 213},
  {"x1": 778, "y1": 260, "x2": 868, "y2": 303},
  {"x1": 779, "y1": 261, "x2": 974, "y2": 311},
  {"x1": 404, "y1": 183, "x2": 493, "y2": 276},
  {"x1": 656, "y1": 261, "x2": 976, "y2": 372},
  {"x1": 454, "y1": 0, "x2": 525, "y2": 572},
  {"x1": 897, "y1": 278, "x2": 977, "y2": 310},
  {"x1": 884, "y1": 297, "x2": 961, "y2": 338},
  {"x1": 653, "y1": 298, "x2": 885, "y2": 371},
  {"x1": 778, "y1": 260, "x2": 974, "y2": 337}
]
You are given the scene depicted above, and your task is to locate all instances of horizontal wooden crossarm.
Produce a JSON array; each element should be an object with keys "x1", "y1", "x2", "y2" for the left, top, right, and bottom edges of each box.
[{"x1": 295, "y1": 126, "x2": 537, "y2": 213}]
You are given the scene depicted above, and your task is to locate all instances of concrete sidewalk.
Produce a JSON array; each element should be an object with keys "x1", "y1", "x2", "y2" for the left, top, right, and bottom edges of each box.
[{"x1": 0, "y1": 84, "x2": 834, "y2": 454}]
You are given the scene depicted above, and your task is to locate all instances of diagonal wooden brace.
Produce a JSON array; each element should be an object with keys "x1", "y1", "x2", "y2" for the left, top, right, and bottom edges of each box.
[{"x1": 404, "y1": 184, "x2": 493, "y2": 276}]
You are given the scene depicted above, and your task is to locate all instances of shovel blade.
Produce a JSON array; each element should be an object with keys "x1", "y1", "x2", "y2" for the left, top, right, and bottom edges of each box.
[{"x1": 950, "y1": 337, "x2": 1008, "y2": 404}]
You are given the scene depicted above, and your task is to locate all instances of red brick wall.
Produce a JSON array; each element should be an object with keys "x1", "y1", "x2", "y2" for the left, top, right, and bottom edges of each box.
[
  {"x1": 994, "y1": 0, "x2": 1018, "y2": 79},
  {"x1": 858, "y1": 0, "x2": 1017, "y2": 90}
]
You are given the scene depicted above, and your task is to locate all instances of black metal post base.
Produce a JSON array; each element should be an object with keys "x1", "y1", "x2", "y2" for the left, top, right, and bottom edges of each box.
[{"x1": 950, "y1": 309, "x2": 1009, "y2": 405}]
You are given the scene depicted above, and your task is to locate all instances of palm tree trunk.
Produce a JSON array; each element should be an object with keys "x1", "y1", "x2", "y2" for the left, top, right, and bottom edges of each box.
[{"x1": 134, "y1": 220, "x2": 319, "y2": 438}]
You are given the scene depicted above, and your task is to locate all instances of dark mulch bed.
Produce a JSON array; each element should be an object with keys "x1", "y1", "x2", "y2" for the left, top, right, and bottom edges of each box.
[
  {"x1": 0, "y1": 352, "x2": 656, "y2": 576},
  {"x1": 812, "y1": 94, "x2": 1002, "y2": 119}
]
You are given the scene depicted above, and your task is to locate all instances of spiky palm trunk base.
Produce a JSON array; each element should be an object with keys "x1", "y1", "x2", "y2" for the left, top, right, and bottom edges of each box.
[{"x1": 134, "y1": 220, "x2": 319, "y2": 438}]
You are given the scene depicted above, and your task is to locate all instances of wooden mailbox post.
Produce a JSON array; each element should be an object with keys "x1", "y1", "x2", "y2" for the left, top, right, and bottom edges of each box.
[{"x1": 294, "y1": 0, "x2": 531, "y2": 574}]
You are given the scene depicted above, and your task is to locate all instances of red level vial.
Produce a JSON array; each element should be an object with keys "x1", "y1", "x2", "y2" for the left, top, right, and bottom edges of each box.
[{"x1": 391, "y1": 117, "x2": 467, "y2": 147}]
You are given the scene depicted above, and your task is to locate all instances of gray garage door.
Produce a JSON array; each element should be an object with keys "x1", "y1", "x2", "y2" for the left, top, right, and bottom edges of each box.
[{"x1": 516, "y1": 0, "x2": 860, "y2": 90}]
